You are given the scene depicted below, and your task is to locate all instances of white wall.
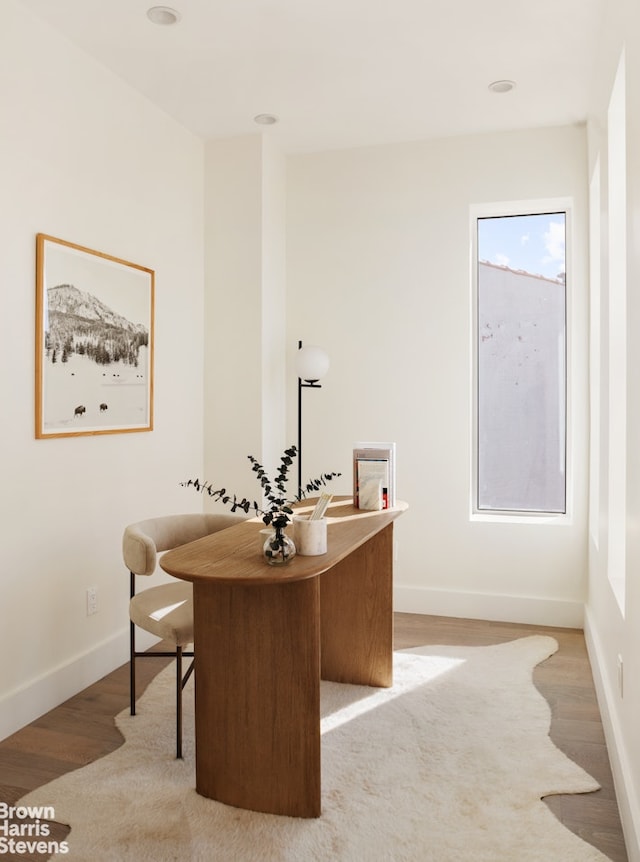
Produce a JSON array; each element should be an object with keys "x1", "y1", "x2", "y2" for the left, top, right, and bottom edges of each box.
[
  {"x1": 203, "y1": 135, "x2": 288, "y2": 505},
  {"x1": 586, "y1": 0, "x2": 640, "y2": 856},
  {"x1": 286, "y1": 126, "x2": 589, "y2": 627},
  {"x1": 0, "y1": 2, "x2": 206, "y2": 739}
]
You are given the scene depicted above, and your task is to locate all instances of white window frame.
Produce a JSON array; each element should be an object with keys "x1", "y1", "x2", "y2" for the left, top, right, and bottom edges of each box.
[{"x1": 470, "y1": 198, "x2": 573, "y2": 523}]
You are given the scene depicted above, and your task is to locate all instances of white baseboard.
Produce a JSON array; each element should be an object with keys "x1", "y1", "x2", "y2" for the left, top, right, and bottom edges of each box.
[
  {"x1": 393, "y1": 585, "x2": 585, "y2": 628},
  {"x1": 0, "y1": 627, "x2": 137, "y2": 743},
  {"x1": 584, "y1": 608, "x2": 640, "y2": 862}
]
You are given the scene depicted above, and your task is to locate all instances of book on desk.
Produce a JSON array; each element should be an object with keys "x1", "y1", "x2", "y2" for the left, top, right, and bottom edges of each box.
[{"x1": 352, "y1": 442, "x2": 396, "y2": 511}]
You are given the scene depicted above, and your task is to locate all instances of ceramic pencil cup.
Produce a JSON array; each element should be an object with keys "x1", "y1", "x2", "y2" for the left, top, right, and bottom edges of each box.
[{"x1": 293, "y1": 515, "x2": 327, "y2": 556}]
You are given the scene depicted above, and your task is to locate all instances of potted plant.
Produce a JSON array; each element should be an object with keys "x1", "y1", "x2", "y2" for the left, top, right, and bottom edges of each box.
[{"x1": 182, "y1": 445, "x2": 340, "y2": 564}]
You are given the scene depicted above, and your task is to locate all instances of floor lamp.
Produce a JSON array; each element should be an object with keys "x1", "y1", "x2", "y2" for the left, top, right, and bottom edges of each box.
[{"x1": 296, "y1": 341, "x2": 330, "y2": 496}]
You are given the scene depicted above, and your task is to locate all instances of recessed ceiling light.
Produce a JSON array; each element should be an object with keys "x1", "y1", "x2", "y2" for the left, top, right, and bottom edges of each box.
[
  {"x1": 147, "y1": 6, "x2": 181, "y2": 25},
  {"x1": 254, "y1": 114, "x2": 278, "y2": 126},
  {"x1": 488, "y1": 80, "x2": 516, "y2": 94}
]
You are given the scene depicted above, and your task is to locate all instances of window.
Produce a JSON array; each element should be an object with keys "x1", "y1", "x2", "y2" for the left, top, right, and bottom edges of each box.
[{"x1": 475, "y1": 211, "x2": 567, "y2": 514}]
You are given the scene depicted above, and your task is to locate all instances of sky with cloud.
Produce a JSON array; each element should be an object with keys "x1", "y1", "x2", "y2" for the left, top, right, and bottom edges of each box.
[{"x1": 478, "y1": 212, "x2": 566, "y2": 280}]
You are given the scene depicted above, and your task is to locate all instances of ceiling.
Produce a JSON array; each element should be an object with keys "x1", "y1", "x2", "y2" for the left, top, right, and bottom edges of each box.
[{"x1": 17, "y1": 0, "x2": 606, "y2": 153}]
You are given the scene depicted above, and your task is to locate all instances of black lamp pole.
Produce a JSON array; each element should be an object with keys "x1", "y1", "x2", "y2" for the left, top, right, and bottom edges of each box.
[{"x1": 297, "y1": 339, "x2": 322, "y2": 497}]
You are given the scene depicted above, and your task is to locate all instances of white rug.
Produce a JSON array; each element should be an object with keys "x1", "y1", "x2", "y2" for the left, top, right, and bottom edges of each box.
[{"x1": 18, "y1": 636, "x2": 612, "y2": 861}]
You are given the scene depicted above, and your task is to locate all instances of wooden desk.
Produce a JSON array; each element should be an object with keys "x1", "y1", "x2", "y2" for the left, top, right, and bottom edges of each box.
[{"x1": 160, "y1": 498, "x2": 407, "y2": 818}]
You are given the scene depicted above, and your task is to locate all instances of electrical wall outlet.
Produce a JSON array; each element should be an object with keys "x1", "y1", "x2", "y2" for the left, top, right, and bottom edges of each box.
[
  {"x1": 86, "y1": 587, "x2": 98, "y2": 616},
  {"x1": 617, "y1": 654, "x2": 624, "y2": 698}
]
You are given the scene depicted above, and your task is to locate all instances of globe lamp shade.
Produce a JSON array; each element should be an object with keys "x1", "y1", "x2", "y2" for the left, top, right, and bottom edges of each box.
[{"x1": 296, "y1": 345, "x2": 330, "y2": 382}]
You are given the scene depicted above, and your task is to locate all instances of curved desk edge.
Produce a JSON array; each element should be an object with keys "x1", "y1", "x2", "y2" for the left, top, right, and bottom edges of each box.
[{"x1": 160, "y1": 499, "x2": 408, "y2": 585}]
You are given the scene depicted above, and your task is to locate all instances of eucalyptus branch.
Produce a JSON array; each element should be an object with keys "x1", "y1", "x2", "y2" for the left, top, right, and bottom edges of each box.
[{"x1": 181, "y1": 444, "x2": 341, "y2": 531}]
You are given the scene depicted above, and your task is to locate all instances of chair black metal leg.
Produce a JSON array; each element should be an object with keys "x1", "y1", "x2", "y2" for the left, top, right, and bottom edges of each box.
[
  {"x1": 183, "y1": 659, "x2": 195, "y2": 689},
  {"x1": 129, "y1": 572, "x2": 136, "y2": 717},
  {"x1": 176, "y1": 646, "x2": 183, "y2": 759},
  {"x1": 130, "y1": 619, "x2": 136, "y2": 716}
]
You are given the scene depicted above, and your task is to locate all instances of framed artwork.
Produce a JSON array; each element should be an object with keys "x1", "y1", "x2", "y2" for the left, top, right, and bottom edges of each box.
[{"x1": 35, "y1": 234, "x2": 154, "y2": 438}]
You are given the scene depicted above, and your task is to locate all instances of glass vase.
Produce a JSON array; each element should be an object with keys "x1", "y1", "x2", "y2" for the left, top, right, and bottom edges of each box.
[{"x1": 263, "y1": 529, "x2": 296, "y2": 565}]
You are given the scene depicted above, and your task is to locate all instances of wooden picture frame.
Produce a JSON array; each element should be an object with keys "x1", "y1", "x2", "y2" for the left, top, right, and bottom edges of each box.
[{"x1": 35, "y1": 234, "x2": 154, "y2": 438}]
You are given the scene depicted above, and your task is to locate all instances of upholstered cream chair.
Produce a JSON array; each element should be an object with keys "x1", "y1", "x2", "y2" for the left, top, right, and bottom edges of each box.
[{"x1": 123, "y1": 513, "x2": 246, "y2": 758}]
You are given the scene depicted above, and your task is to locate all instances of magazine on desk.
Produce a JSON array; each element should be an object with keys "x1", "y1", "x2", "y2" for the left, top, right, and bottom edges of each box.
[{"x1": 353, "y1": 442, "x2": 396, "y2": 510}]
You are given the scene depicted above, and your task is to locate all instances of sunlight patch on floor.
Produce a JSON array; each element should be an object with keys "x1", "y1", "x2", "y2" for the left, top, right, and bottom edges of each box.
[{"x1": 321, "y1": 653, "x2": 466, "y2": 733}]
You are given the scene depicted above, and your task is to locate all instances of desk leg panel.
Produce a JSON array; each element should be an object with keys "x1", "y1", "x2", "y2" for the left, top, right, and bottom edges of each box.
[
  {"x1": 193, "y1": 578, "x2": 321, "y2": 818},
  {"x1": 320, "y1": 523, "x2": 394, "y2": 687}
]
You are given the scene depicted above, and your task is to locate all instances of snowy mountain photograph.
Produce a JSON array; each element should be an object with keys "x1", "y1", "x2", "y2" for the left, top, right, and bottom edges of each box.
[{"x1": 36, "y1": 235, "x2": 154, "y2": 437}]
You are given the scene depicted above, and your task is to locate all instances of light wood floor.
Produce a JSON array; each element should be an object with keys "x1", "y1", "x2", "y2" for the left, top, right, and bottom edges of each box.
[{"x1": 0, "y1": 613, "x2": 628, "y2": 862}]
